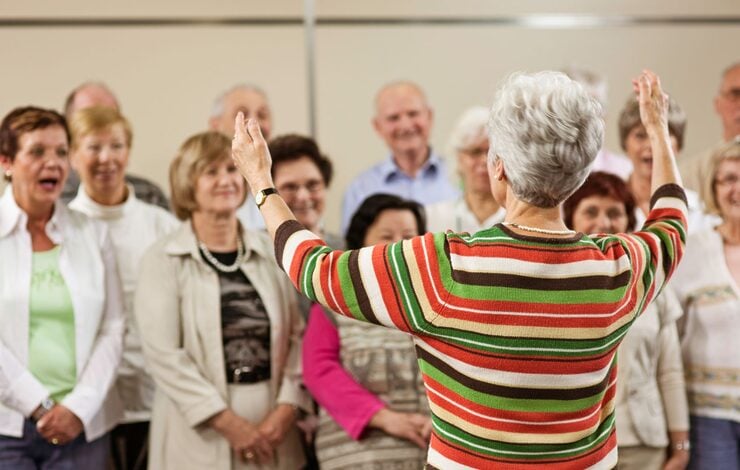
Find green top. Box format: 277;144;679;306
28;246;76;402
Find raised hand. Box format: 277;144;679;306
633;69;670;136
231;112;274;196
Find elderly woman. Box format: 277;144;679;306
232;70;688;468
618;95;717;232
425;107;505;233
0;106;124;466
303;194;432;469
669;142;740;469
134;131;310;470
269;133;342;317
67;106;178;470
564;172;690;470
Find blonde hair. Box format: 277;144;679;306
68;106;132;150
169;131;245;220
701;141;740;216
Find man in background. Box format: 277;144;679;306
341;81;458;234
680;62;740;193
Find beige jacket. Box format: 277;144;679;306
614;289;689;448
134;222;309;470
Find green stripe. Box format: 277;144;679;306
420;359;606;413
448;282;628;303
432;406;615;459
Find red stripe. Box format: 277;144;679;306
420;337;617;374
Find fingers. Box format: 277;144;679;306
234;112;251;144
252;437;274;465
403;427;428;449
246;118;266;147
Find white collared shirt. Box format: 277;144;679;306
425;197;506;234
0;187;124;440
69;185;178;423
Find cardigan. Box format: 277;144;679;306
669;228;740;424
274;183;688;469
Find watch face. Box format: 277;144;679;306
256;192;265;206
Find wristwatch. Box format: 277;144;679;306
31;397;55;422
673;439;691;452
255;187;279;209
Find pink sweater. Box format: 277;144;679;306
302;303;386;440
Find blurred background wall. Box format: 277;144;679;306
1;0;738;232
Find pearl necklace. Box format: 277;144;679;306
198;237;246;273
502;222;576;236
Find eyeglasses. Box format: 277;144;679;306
459;147;489;158
277;179;325;197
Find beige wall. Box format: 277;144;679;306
2;1;738;233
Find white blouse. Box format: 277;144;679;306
0;188;124;440
70;186;178;423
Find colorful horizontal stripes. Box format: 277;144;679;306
275;183;687;468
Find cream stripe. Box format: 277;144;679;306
432;405;615;456
427;302;638;340
357;246;396;328
449;254;631;277
416;337;614;388
426;382;606;425
426;448;476;470
431;400;600;444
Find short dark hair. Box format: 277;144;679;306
268;134;333;186
0;106;69;164
563;171;637;232
345;193;427;249
617;95;686;152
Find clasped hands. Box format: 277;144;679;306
210;405;297;464
35;404;83;446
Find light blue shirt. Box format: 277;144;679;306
341;151;459;234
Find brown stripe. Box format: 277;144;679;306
450;270;632;291
416;346;612;401
649;183;688;208
347;249;381;325
273;219;305;267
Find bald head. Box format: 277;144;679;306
372;81;433;159
715;62;740;141
64;82;119;120
209;84;272;138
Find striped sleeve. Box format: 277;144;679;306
605;183;688;313
274;220;450;334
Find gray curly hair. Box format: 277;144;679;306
488;71;604;208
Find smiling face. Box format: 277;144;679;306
363;208;420;246
193;157;246;216
72;124;129;203
273;156;326;232
624;124;680;180
373;84;433;158
2;126;69;213
457;135;491;195
571;195;629;234
713;158;740;221
715;65;740;141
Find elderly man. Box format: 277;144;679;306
61;82;169;209
340;81;458;234
209;84;273;230
680;62;740;193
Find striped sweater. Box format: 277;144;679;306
275;184;688;469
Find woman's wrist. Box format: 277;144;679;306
207;408;235;434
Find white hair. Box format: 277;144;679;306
488;71;604;208
447;106;490;157
210;83;267;119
